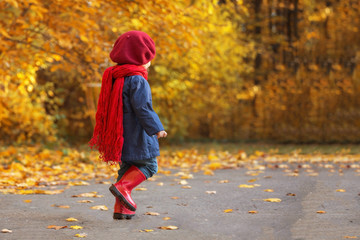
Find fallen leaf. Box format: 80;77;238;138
139;229;154;232
205;191;216;194
52;204;70;209
343;236;357;239
238;184;255;188
97;181;111;184
247;179;258;183
163;217;171;220
248;210;258;214
135;187;147;191
157;182;164;186
218;180;229;183
203;169;214;176
75;233;87;238
145;212;160;216
66;217;79;222
170;197;179;199
182;185;192;189
178;180;188;185
263;198;282;202
264;189;274;192
70;226;83;230
223;209;233;213
286;193;296;196
69;181;90;186
1;229;12;233
77;200;94;203
47;225;67;230
72;192;101;198
90;205;108;211
158;226;178;230
316;211;326;214
23;200;32;203
336;189;346;192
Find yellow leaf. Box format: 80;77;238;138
139;229;154;232
52;205;70;209
77;200;94;203
90;205;108;211
264;189;274;192
208;162;222;170
223;209;233;213
170;197;179;199
72;192;100;198
75;233;87;238
145;212;160;216
238;184;255;188
182;185;192;189
47;225;67;230
218;180;229;183
158;226;178;230
70;226;83;230
1;229;13;233
135;187;147;191
157;182;164;186
336;189;346;192
23;199;32;203
263;198;282;202
66;217;79;222
248;210;258;214
316;211;326;214
343;236;357;239
203;169;214;176
163;217;171;220
247;179;258;183
178;180;188;185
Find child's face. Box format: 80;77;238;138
143;61;151;69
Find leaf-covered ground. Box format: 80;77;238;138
1;143;359;195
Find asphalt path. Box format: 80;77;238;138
1;164;360;240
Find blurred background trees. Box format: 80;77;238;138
1;0;359;144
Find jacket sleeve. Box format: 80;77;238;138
130;76;164;136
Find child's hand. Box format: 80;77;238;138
156;130;167;139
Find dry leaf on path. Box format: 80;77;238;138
135;187;147;191
66;217;79;222
247;179;258;183
163;217;171;220
70;226;83;230
23;200;32;203
316;211;326;214
182;185;192;189
343;236;357;239
336;189;346;192
264;189;274;192
90;205;108;211
72;192;102;198
145;212;160;216
248;211;258;214
238;184;255;188
158;226;178;230
286;193;296;196
206;191;216;194
75;233;87;238
170;197;179;199
139;229;154;232
223;209;233;213
263;198;282;202
1;229;12;233
77;200;94;203
52;204;70;209
47;225;67;230
157;182;164;186
218;180;229;183
178;180;188;185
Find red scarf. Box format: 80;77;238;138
89;64;148;163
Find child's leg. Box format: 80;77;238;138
117;161;132;182
132;157;158;179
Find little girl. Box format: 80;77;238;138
89;30;167;220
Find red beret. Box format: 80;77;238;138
110;30;156;65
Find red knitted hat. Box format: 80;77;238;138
110;30;156;65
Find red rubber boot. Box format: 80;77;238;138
109;165;146;211
113;197;135;220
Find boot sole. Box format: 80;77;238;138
109;184;136;211
113;212;135;220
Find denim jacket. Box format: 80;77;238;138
121;75;164;161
